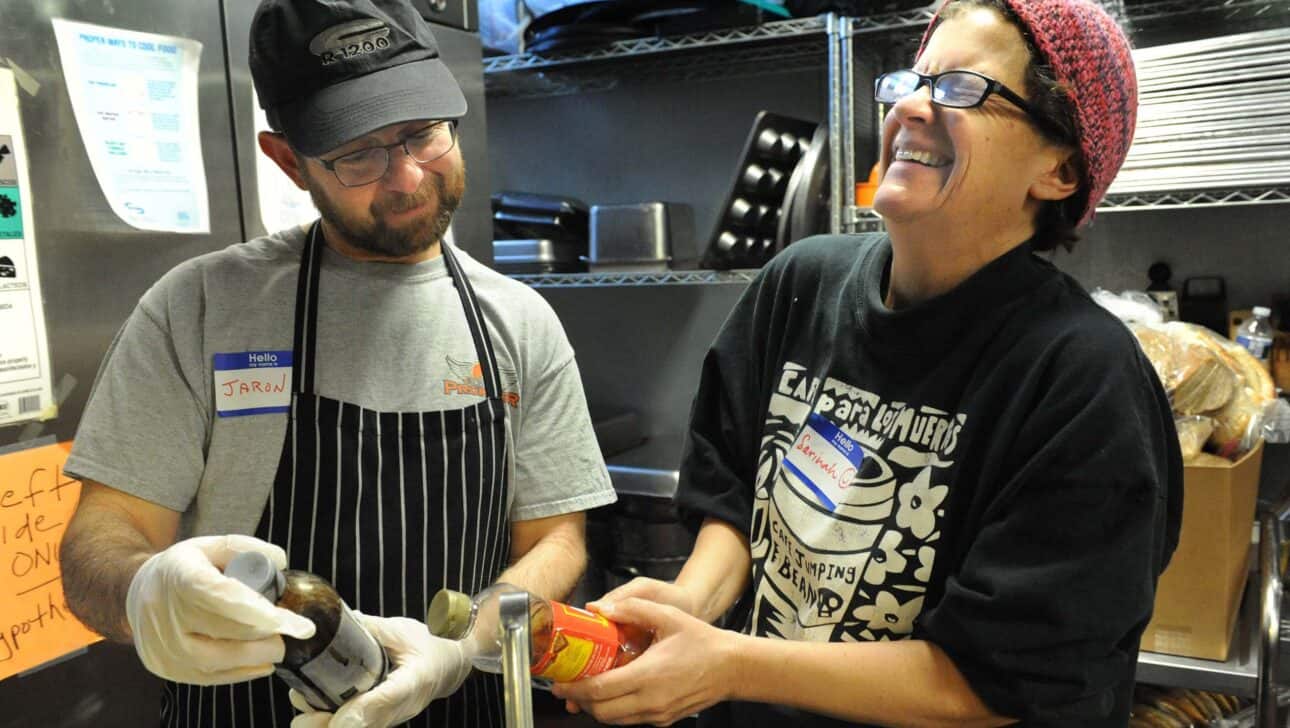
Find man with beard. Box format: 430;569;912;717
59;2;616;727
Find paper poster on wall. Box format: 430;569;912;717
0;69;56;428
252;89;319;234
0;440;101;681
51;18;208;234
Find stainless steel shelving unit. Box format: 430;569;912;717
483;0;1290;99
489;0;1290;283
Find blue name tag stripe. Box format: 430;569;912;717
217;405;290;418
213;350;293;370
783;459;837;511
806;412;865;467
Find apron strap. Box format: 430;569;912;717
441;243;503;401
291;222;324;395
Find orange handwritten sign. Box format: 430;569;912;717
0;441;101;681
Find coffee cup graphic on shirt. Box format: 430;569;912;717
748;366;958;643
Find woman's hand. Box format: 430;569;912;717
588;576;698;618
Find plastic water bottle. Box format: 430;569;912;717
1236;306;1275;371
1146;261;1178;321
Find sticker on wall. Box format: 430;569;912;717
0;72;56;427
0;137;21;240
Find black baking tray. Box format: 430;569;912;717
490;191;589;245
701;111;819;270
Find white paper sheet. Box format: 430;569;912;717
0;69;56;427
51;18;208;234
252;91;320;234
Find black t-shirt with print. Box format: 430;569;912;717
676;234;1183;727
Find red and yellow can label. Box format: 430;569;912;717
530;603;620;682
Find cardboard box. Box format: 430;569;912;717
1141;440;1263;661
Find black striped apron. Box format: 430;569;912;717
161;223;511;728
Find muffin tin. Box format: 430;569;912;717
701;111;820;270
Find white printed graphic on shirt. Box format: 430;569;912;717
748;361;966;643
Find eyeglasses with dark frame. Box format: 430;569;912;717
317;120;458;187
875;69;1066;139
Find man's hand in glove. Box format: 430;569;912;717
289;614;472;728
126;534;316;684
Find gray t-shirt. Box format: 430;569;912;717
66;225;615;538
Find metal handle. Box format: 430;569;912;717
498;591;535;728
515;1;532;55
1256;487;1290;728
1258;514;1281;727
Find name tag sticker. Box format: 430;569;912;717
782;412;865;512
213;351;292;417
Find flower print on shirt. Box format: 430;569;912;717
853;590;925;636
915;545;936;582
863;530;908;585
896;466;949;540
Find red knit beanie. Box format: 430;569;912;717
919;0;1138;227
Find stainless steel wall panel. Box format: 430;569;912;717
0;0;244;724
434;23;494;263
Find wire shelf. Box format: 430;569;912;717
508;187;1289;288
1099;186;1290;210
484;16;829;73
482;10;929;98
509;268;761;288
484;0;1290;98
484;39;831;99
848;188;1290;217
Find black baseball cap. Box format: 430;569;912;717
249;0;467;157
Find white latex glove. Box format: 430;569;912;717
288;613;472;728
126;534;316;685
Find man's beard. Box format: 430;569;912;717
308;165;466;258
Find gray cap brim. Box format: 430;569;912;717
275;57;467;157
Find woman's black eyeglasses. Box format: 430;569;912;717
875;69;1066;139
